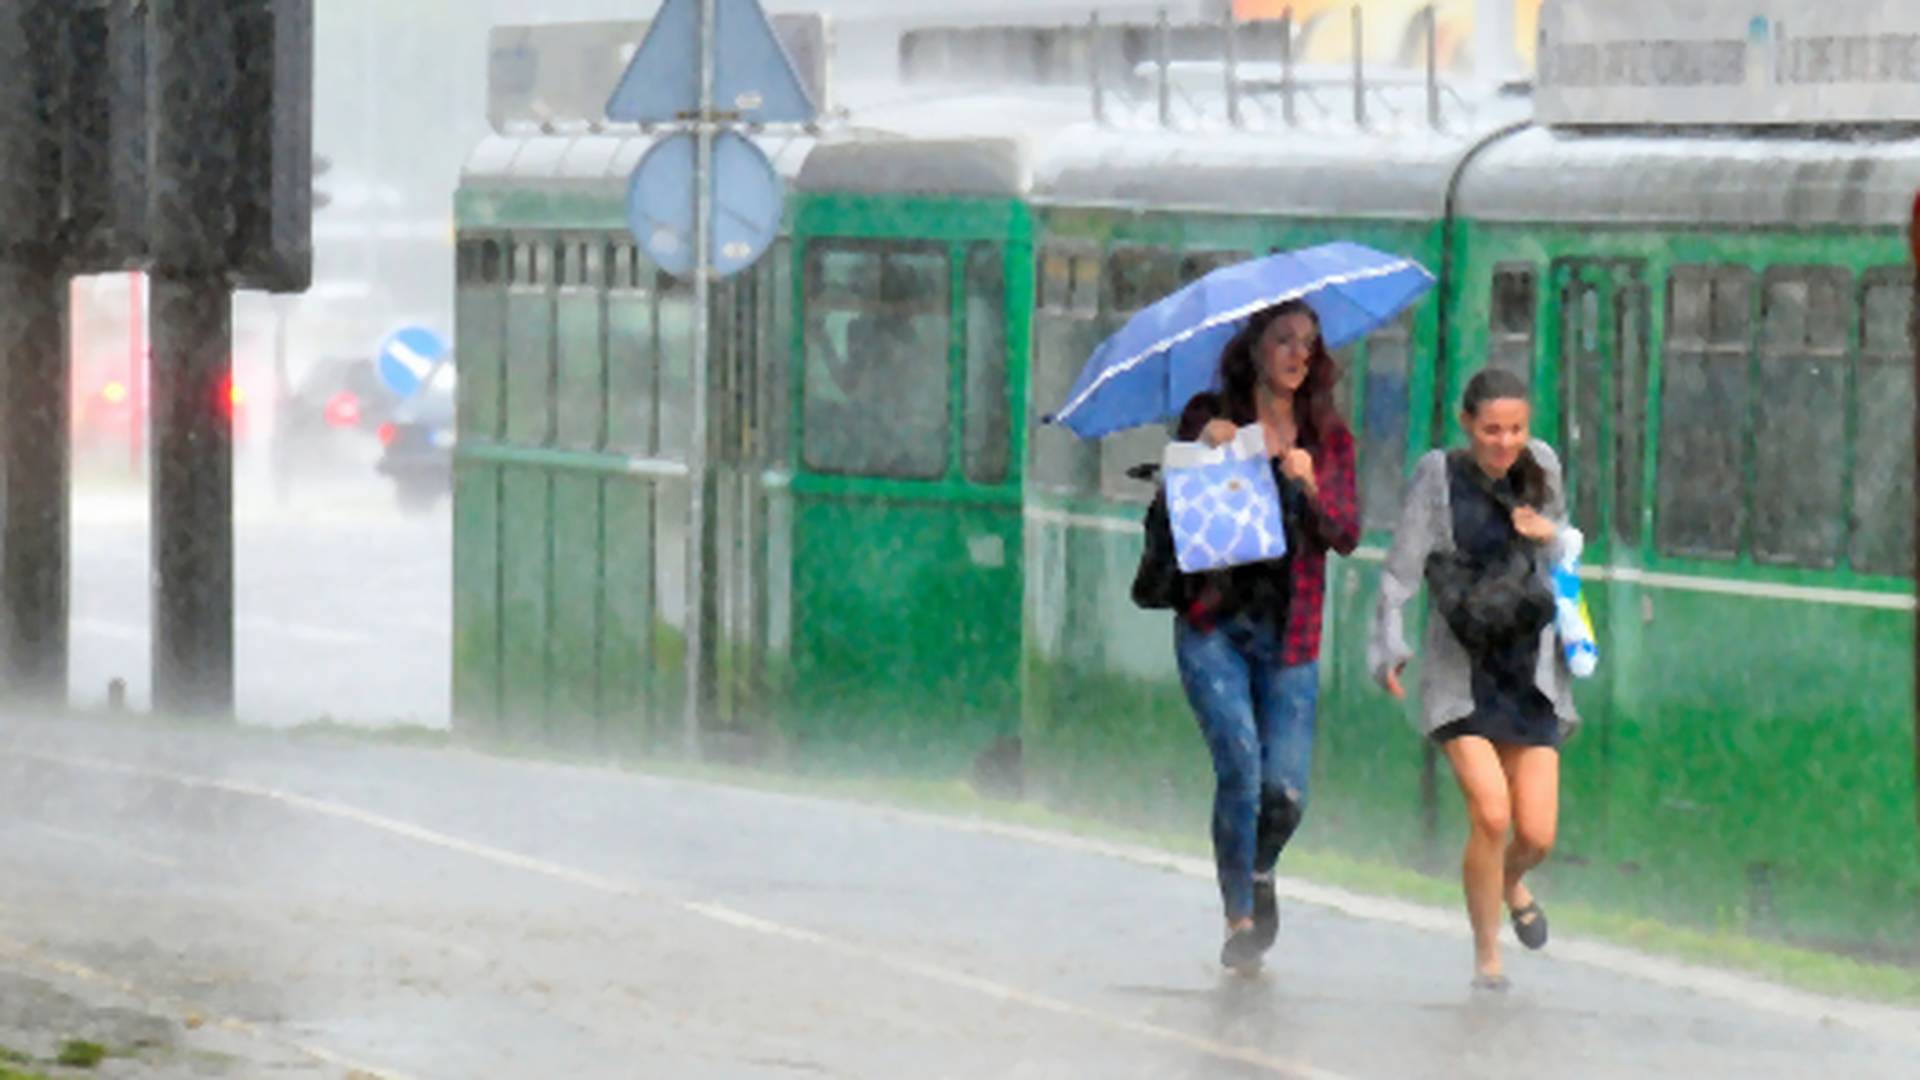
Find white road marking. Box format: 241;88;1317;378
12;748;1347;1080
851;809;1920;1050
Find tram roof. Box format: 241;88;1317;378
1029;124;1493;220
1455;125;1920;229
460;131;817;195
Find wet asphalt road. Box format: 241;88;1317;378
0;717;1915;1079
68;474;452;729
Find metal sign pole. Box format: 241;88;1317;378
683;0;716;757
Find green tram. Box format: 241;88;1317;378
450;108;1918;951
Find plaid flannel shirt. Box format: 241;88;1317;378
1280;424;1361;666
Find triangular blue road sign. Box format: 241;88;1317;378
606;0;817;125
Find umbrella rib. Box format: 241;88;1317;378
1049;259;1429;428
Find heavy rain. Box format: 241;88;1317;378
1;1;1917;1077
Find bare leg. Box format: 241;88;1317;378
1499;744;1560;914
1441;735;1511;979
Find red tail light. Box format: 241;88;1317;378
377;421;396;446
324;390;361;428
100;381;128;405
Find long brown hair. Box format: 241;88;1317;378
1215;299;1347;451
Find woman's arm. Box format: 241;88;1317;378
1368;451;1445;690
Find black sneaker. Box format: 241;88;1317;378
1251;875;1279;952
1220;925;1263;975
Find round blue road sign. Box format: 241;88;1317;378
627;130;783;280
376;326;450;398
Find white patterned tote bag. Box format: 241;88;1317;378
1161;424;1289;574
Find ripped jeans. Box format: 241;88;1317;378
1174;613;1319;923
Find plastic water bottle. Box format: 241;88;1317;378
1550;528;1599;679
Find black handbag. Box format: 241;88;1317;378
1423;454;1555;657
1131;471;1181;610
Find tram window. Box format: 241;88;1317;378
1360;314;1413;532
554;241;607;451
1852;273;1915;576
1753;270;1849;567
1040;251;1073;311
1107;248;1178;316
1613;286;1649;548
1656;267;1751;559
604;246;656;455
1178;250;1249;284
505;242;556;446
480;240;503;284
1709;268;1750;343
1667;274;1709;342
656;275;695;459
1489;266;1535;377
1561;280;1604;540
963;245;1010;485
1097;249;1179;498
801;241;950;480
1034;247;1101;494
1039;250;1101;315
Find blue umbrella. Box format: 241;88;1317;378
1045;241;1435;440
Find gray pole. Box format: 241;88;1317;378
1089;11;1103;126
148;0;238;718
1280;10;1295;128
1222;5;1240;129
683;0;716;756
1351;4;1366;130
1156;9;1171;129
0;0;69;706
1426;5;1441;131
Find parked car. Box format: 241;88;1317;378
375;360;455;513
268;355;400;497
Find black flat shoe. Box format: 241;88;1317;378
1221;926;1264;975
1510;901;1549;951
1251;876;1279;953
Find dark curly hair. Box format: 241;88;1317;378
1214;299;1347;453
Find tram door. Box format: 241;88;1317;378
1547;259;1649;772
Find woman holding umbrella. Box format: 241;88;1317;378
1047;242;1433;974
1172;299;1360;973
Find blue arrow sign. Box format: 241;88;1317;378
376;325;449;398
628;130;783;280
605;0;816;125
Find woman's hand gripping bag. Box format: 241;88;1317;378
1161;424;1289;574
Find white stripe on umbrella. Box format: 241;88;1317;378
1048;258;1429;430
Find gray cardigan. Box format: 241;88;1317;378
1366;441;1578;736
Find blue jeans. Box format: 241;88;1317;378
1174;613;1319;922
